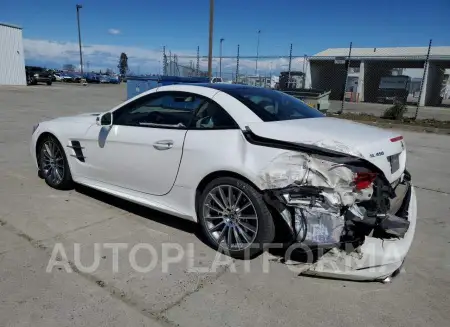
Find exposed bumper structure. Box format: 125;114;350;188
258;148;416;282
301;186;416;281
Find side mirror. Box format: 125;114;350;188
97;112;113;126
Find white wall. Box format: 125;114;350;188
0;24;26;85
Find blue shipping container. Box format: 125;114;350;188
126;75;210;100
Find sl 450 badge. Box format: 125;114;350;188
369;151;384;158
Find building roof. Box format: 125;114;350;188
194;83;261;90
312;46;450;60
0;22;23;29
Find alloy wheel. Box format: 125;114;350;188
41;139;65;185
202;185;259;251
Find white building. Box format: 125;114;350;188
0;22;26;85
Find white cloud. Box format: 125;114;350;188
24;39;168;73
108;29;121;35
23;38;308;76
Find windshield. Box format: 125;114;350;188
224;87;325;122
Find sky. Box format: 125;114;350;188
2;0;449;75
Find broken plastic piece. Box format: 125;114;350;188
378;214;410;238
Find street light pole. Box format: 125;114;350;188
219;38;224;78
76;4;84;78
207;0;214;80
255;30;261;77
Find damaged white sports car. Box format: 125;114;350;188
31;84;416;281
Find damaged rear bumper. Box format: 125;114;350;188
302;185;417;281
245;128;416;281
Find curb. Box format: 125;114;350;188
345;120;450;135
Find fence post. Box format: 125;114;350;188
235;44;240;84
415;39;432;120
339;41;352;114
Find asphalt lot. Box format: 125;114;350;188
0;83;449;327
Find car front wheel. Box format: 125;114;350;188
38;135;73;190
198;177;275;259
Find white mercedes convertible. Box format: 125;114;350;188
31;84;417;281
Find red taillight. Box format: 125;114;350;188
354;172;377;190
390;136;403;142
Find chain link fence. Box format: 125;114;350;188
163;41;449;119
309;40;450;119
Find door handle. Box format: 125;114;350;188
153;140;173;150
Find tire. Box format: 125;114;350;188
46;81;52;86
198;176;275;259
27;76;34;85
38;135;73;190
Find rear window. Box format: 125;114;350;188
223;87;324;122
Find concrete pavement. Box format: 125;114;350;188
0;83;449;327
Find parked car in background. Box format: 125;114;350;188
70;73;82;83
53;73;63;82
84;73;100;84
211;77;224;83
377;75;411;104
54;72;75;82
108;75;121;84
99;75;110;83
25;66;53;85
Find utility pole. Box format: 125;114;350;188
76;4;84;78
288;43;293;88
219;38;224;78
235;44;240;84
255;30;261;77
196;46;200;76
207;0;215;79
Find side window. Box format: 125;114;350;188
114;92;205;128
245;95;277;114
190;100;238;130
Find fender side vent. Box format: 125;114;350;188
68;140;85;162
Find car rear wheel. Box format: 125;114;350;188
198;177;275;259
46;81;52;86
27;76;35;85
38;135;73;190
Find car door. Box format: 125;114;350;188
81;91;205;195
